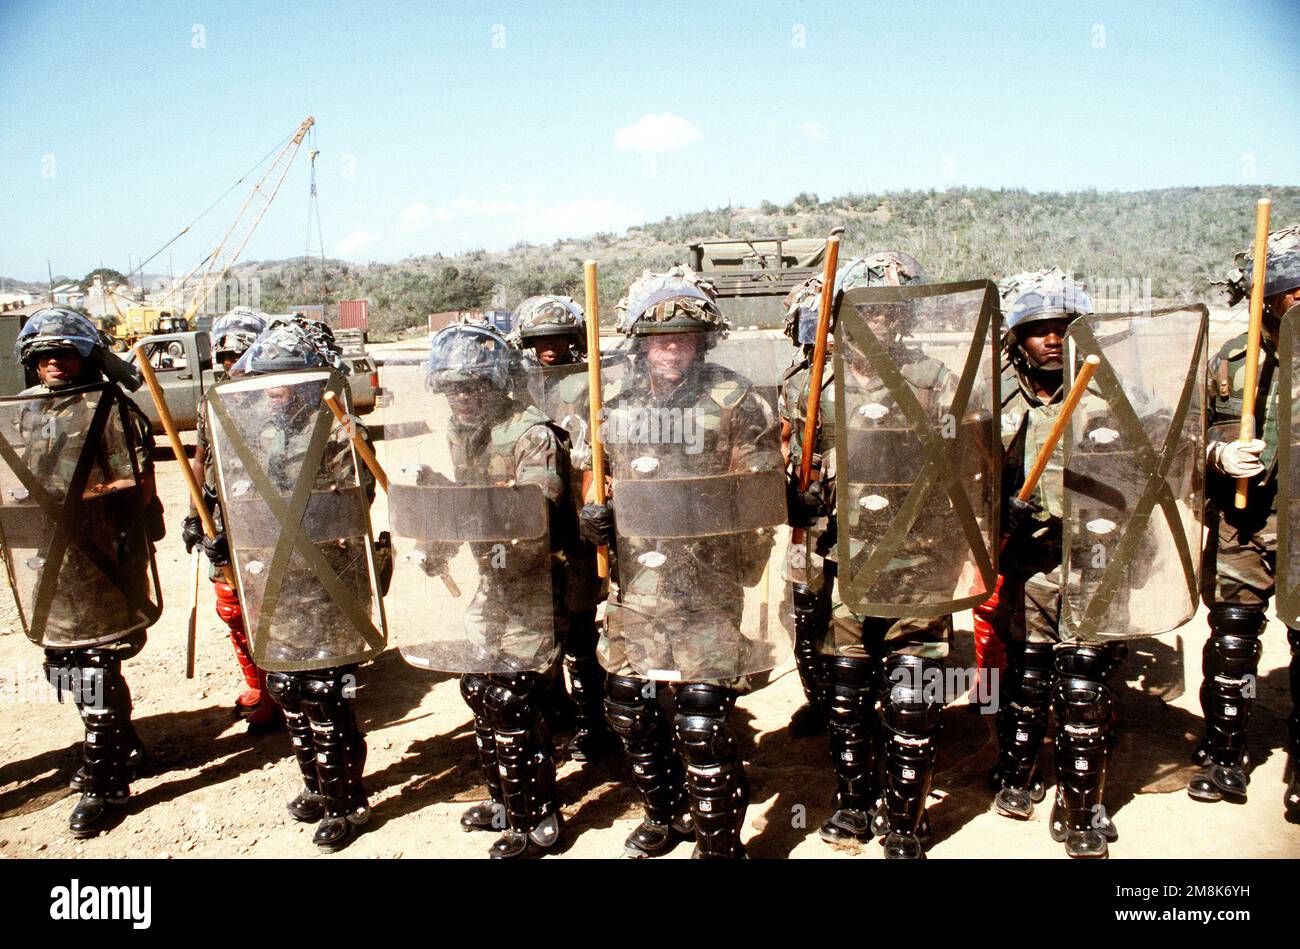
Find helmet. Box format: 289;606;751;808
231;326;328;376
15;307;102;365
211;308;268;361
1219;223;1300;306
1005;273;1093;332
426;323;514;392
265;315;345;372
782;251;928;346
836;251;926;293
508;296;586;347
616;266;726;337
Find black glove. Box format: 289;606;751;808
578;502;615;547
181;514;205;553
202;531;230;568
1005;496;1043;538
787;478;827;529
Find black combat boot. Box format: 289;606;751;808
1286;628;1299;821
302;669;370;853
57;651;133;839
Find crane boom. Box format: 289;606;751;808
176;116;315;323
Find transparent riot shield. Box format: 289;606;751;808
377;360;556;674
832;281;1000;617
0;383;161;647
599;334;789;681
1274;304;1299;627
1059;305;1208;642
206;369;387;672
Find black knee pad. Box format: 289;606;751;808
1054;644;1111;684
673;684;738;767
1202;629;1263;684
265;671;300;708
485;672;542;731
460;673;491;718
605;675;662;740
1209;604;1267;638
819;655;878;727
882;655;944;734
1054;674;1113;728
1013;642;1056;703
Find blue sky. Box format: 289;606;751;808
1;0;1297;282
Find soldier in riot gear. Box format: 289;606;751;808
2;307;163;837
180;308;280;729
989;273;1131;857
390;321;571;858
1193;224;1300;818
790;248;982;852
206;325;387;852
507;295;615;762
578;267;786;859
780;253;928;742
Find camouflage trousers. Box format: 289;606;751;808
994;537;1065;645
1200;503;1276;610
598;595;753;690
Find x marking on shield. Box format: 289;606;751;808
1279;304;1300;626
1063;312;1206;639
834;282;999;618
208;372;384;668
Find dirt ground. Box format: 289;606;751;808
0;327;1297;860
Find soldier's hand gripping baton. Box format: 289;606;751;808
794;228;844;544
132;344;236;586
584;259;611;579
1236;197;1272;509
322;390;461;598
1016;354;1102;503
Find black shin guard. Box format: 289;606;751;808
790;583;831;734
459;673;505;830
300;667;368;851
1052;646;1114;857
48;649;134;837
606;675;686;824
994;642;1055;815
816;654;881;814
673;683;748;859
1190;606;1263;803
881;655;943;858
483;672;559;855
564;610;612;759
266;672;324;822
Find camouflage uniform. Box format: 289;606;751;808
2;307;160;838
580;266;779;859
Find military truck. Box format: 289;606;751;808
686;236;828;328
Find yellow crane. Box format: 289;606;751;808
155;115;316;328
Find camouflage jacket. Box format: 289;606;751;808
1206;331;1280;510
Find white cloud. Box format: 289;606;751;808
336;229;382;257
519;198;644;241
799;121;828;141
613;112;702;154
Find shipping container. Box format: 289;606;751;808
339;299;370;330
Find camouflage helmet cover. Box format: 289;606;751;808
15;307;102;364
1218;223;1300;306
426;322;513;391
231;326;329;376
1005;271;1093;332
616;266;726;336
508;295;585;346
211;308;268;359
836;251;926;293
